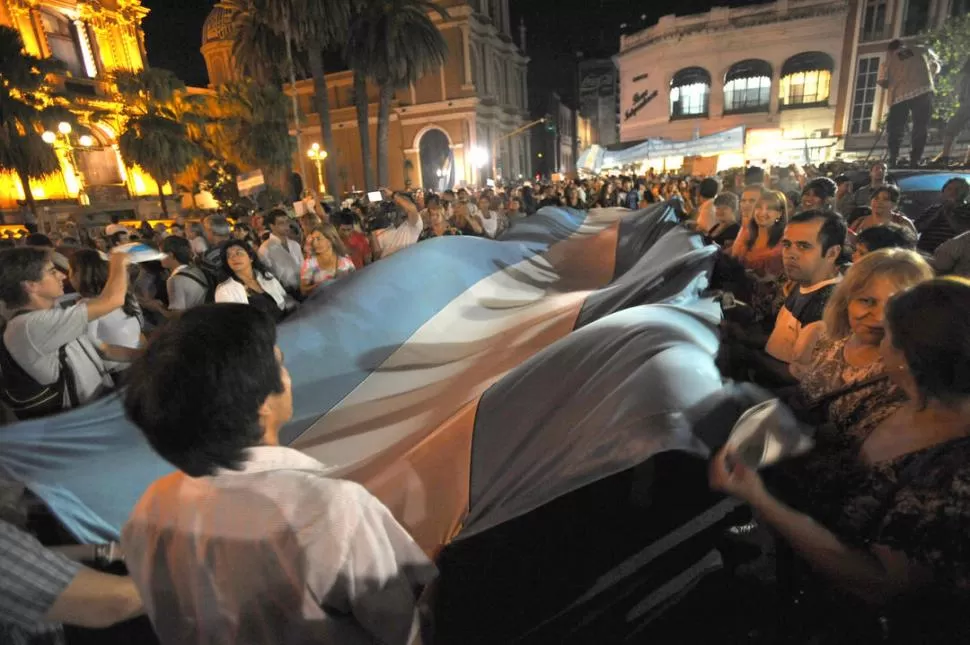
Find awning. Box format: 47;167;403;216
578;126;746;172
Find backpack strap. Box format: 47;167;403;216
58;344;79;409
175;269;210;291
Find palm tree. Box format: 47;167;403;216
219;0;356;195
346;0;448;187
115;69;202;215
216;81;296;189
0;27;65;219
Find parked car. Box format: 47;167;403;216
892;170;970;222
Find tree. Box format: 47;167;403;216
216;81;296;189
926;14;970;122
115;69;202;215
0;27;64;219
345;0;448;187
219;0;356;195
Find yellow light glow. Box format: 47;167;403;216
58;122;72;135
133;172;146;194
42;131;56;144
33;186;46;199
717;153;747;172
79;135;94;147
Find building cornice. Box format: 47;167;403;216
618;2;848;59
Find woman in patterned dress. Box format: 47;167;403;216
712;278;970;639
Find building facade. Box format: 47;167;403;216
577;58;619;146
613;0;849;170
1;0;172;224
203;0;531;194
530;92;577;178
835;0;969;159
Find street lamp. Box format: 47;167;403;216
470;146;489;168
307;142;328;194
42;121;91;207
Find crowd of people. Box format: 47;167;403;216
1;156;970;643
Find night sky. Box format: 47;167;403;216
142;0;766;100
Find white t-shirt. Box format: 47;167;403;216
375;216;423;258
474;210;500;238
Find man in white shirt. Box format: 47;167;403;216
373;193;424;259
122;305;434;645
258;209;304;291
0;247;133;419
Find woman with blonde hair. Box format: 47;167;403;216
792;248;934;445
300;225;355;296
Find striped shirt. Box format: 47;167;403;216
0;521;80;645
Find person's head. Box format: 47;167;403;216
782;209;847;285
477;196;492;213
170;223;185;238
110;213;121;225
161;235;193;270
852;223;917;262
124;304;291;476
870;161;888;184
823;249;933;346
299;213;322;235
882;278;970;408
713;192;739;225
186;222;204;241
265;209;290;238
233;222;253;241
334;210;358;241
800;177;837;212
0;247;64;309
942;177;970;207
747;189;788;250
221;239;268;281
835;174;854;198
699;177;719;201
870;184;901;219
739;185;762;226
203;214;231;244
153;223;167;235
457;188;469;202
25;233;53;248
745;166;765;187
508;197;522;213
305;225;348;259
69;248;140;318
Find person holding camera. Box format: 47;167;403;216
371;192;423;260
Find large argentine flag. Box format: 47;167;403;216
0;202;723;555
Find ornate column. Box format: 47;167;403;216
460;23;473;89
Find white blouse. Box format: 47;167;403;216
215;273;287;310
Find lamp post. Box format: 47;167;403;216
307;143;328;194
42;121;93;208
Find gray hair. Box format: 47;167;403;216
204;215;231;238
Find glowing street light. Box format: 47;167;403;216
306;142;328;194
41;122;91;206
57;121;72;135
470;146;489;168
41;131;56;144
79;135;94;148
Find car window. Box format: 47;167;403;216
896;174;970;193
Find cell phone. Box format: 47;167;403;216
367;191;383;204
486;179;495;187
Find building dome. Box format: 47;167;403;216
202;6;234;45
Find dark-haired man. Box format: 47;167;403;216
161;236;208;311
695;177;720;234
0;247;131;418
258;209;303;291
765;210;846;377
334;210;372;269
122;305;434;645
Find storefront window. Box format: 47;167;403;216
724;60;772;114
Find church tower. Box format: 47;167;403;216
200;6;238;87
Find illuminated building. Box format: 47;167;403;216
834;0;968;160
606;0;850;173
0;0;172;225
202;0;532;192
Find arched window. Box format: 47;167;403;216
669;67;710;119
723;59;772;114
779;52;833;109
